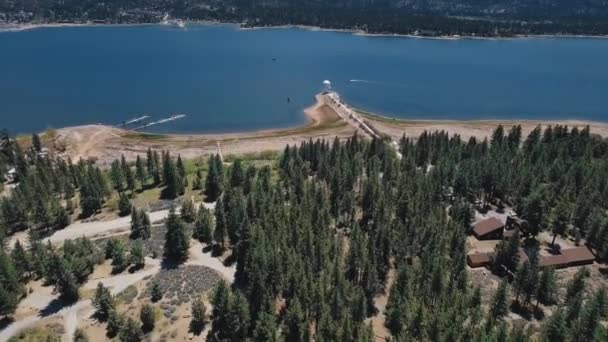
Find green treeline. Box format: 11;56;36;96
3;124;608;339
1;0;608;37
201;126;608;340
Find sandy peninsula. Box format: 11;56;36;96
51;93;608;165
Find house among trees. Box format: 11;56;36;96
506;215;529;234
540;246;595;269
472;217;505;240
467;252;492;268
468;246;594;269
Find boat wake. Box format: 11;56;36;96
349;79;421;89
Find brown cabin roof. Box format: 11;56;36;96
468;252;492;264
540;247;595;268
467;252;492;268
473;217;504;237
562;246;595;263
540;254;569;267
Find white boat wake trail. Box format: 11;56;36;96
349;79;415;88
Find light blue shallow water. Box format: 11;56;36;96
0;24;607;134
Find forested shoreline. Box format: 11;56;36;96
3;123;608;340
1;0;608;37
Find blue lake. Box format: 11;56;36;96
0;24;607;134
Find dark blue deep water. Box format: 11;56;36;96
1;24;607;134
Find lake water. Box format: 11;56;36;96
1;24;607;134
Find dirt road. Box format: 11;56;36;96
187;241;235;282
9;202;216;249
0;243;231;342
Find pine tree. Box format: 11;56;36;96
139;210;151;240
54;256;79;302
284;298;306;342
164;206;190;262
213;197;227;251
192;167;203;190
92;282;115;321
549;199;570;248
490;125;505;148
253;310;278;342
106;310;125;338
180;198;195;223
130;208;142;239
230;159;244;188
110;240;129;273
11;240;31;280
225;188;246;246
110;160;125;192
162;154;181;199
119;317;143;342
32;133;42;152
566;267;589;304
536;267;556;308
140;303;156;333
0;251;22;317
54;203;70;228
190;296;208;334
491;231;520;275
520;186;544;236
177;155;186;180
151;282;162;302
135;155;146;189
542;308;567;341
121;155;135;192
208;280;231;341
522;249;540;306
130;241;145;270
489;279;509;324
230;291;251;340
146;148;154;176
205;156;223;202
118;192;132;217
194;204;214;243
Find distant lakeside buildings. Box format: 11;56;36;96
468;215;595;270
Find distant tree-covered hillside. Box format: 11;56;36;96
1;0;608;36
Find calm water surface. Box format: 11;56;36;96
0;24;607;134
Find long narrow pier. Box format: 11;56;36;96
115;115;150;127
324;92;402;159
129;114;186;131
325;92;380;140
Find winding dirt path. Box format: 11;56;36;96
187;241;235;282
0;258;161;342
9;202;216;248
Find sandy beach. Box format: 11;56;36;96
48;93;608;166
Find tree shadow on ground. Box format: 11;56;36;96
510;301;533;320
0;317;15;330
160;257;182;270
223;253;236;267
40;297;77;317
189;321;207;336
202;244;213;254
211;245;226;257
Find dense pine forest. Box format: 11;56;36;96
1;0;608;36
2;124;608;340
